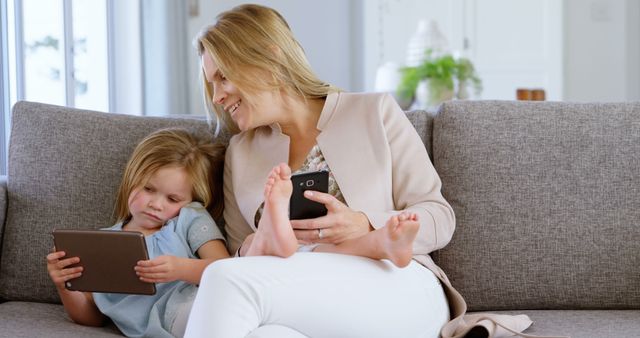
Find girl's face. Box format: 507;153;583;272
126;166;193;233
202;52;283;132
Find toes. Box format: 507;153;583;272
397;212;418;222
387;215;400;228
278;163;291;179
269;163;291;182
268;170;278;182
264;177;275;196
398;212;409;222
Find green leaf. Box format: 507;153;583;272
396;52;483;102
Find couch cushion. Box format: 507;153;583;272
0;301;122;337
432;100;640;311
405;110;434;161
0;101;225;303
487;310;640;338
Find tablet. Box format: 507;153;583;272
52;229;156;295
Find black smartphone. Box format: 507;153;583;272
289;171;329;220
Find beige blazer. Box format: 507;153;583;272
222;92;544;338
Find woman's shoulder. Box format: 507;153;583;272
330;91;389;108
335;91;388;100
332;92;397;114
323;92;399;125
226;127;264;150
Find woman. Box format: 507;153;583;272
186;4;530;338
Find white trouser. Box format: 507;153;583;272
184;252;449;338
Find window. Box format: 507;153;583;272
22;0;67;106
0;0;117;174
1;0;9;175
71;0;109;110
21;0;109;109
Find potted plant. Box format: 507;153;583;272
397;51;482;108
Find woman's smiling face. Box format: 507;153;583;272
202;52;283;132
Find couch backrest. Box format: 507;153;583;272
431;100;640;311
405;110;435;161
0;101;227;303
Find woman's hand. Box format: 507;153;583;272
290;190;373;244
135;255;185;283
46;249;83;289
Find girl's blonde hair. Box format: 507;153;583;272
194;3;339;134
114;128;225;224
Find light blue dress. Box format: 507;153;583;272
93;202;224;338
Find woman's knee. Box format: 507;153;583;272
202;258;240;284
201;257;270;288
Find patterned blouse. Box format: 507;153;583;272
254;144;346;226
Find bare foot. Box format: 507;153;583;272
245;163;298;257
380;212;419;267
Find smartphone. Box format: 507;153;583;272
289;171;329;220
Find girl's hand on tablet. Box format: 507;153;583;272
46;249;83;289
135;255;184;283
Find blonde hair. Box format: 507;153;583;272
114;128;225;224
194;3;339;134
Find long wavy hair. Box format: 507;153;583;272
194;3;339;134
113;128;225;224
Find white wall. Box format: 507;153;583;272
464;0;563;101
365;0;637;102
563;0;639;102
186;0;354;115
362;0;563;101
361;0;465;92
176;0;639;115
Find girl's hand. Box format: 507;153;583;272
290;190;372;244
135;255;185;283
46;249;83;289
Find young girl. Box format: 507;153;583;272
46;128;229;338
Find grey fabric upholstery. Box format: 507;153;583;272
1;100;638;337
0;302;122;337
0;101;220;303
486;310;640;337
431;100;640;311
405;110;435;161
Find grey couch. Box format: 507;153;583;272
0;100;638;337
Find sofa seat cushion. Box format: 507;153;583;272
484;309;640;338
0;301;122;337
